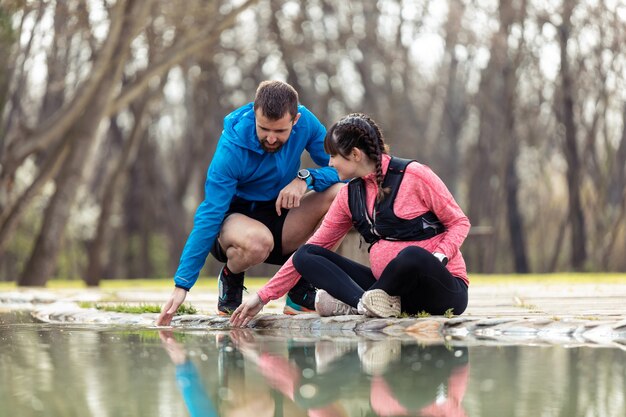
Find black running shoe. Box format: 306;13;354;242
217;266;246;316
284;278;316;314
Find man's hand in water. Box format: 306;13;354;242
156;287;188;326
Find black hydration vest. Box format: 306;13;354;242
348;157;445;250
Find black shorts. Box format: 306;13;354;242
210;196;293;265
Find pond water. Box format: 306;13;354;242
1;312;625;417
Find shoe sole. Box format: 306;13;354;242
361;289;401;318
217;309;233;316
283;305;315;315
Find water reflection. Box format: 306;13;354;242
232;331;469;417
1;313;626;417
159;328;469;417
160;330;218;417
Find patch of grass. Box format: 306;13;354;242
77;302;197;315
402;310;452;318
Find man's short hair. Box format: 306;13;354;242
253;80;299;120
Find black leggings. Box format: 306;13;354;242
292;244;468;315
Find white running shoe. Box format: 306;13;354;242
357;299;375;317
361;289;401;318
315;289;358;316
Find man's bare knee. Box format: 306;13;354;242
227;231;274;267
245;233;274;264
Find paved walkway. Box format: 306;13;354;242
2;282;626;347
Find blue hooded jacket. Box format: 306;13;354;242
174;103;339;289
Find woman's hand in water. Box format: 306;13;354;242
230;293;265;327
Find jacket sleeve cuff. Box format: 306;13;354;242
257;290;270;305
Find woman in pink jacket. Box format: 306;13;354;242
231;114;470;326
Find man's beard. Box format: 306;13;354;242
260;139;284;153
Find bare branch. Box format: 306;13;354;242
6;0;130;166
107;0;260;116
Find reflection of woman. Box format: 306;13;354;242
370;345;470;417
231;113;469;326
231;330;357;417
159;331;218;417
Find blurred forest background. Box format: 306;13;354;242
0;0;625;286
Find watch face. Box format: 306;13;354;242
298;169;310;179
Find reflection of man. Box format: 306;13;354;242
157;80;341;325
159;331;218;417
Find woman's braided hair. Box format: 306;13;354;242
325;113;390;202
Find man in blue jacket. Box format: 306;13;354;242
157;80;341;324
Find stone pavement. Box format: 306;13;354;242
2;281;626;348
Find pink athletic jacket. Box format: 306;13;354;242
257;154;470;304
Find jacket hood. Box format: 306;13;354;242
221;103;265;153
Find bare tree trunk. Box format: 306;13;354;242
0;3;44;210
18;127;98;286
558;0;587;270
601;104;626;267
438;0;467;196
124;138;159;278
465;0;530;273
467;48;506;272
18;1;145;286
38;0;68;122
0;4;20;142
84;97;149;286
500;0;529;272
548;216;568;272
602;188;626;269
607;103;626;207
505;147;529;272
0;142;70;257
